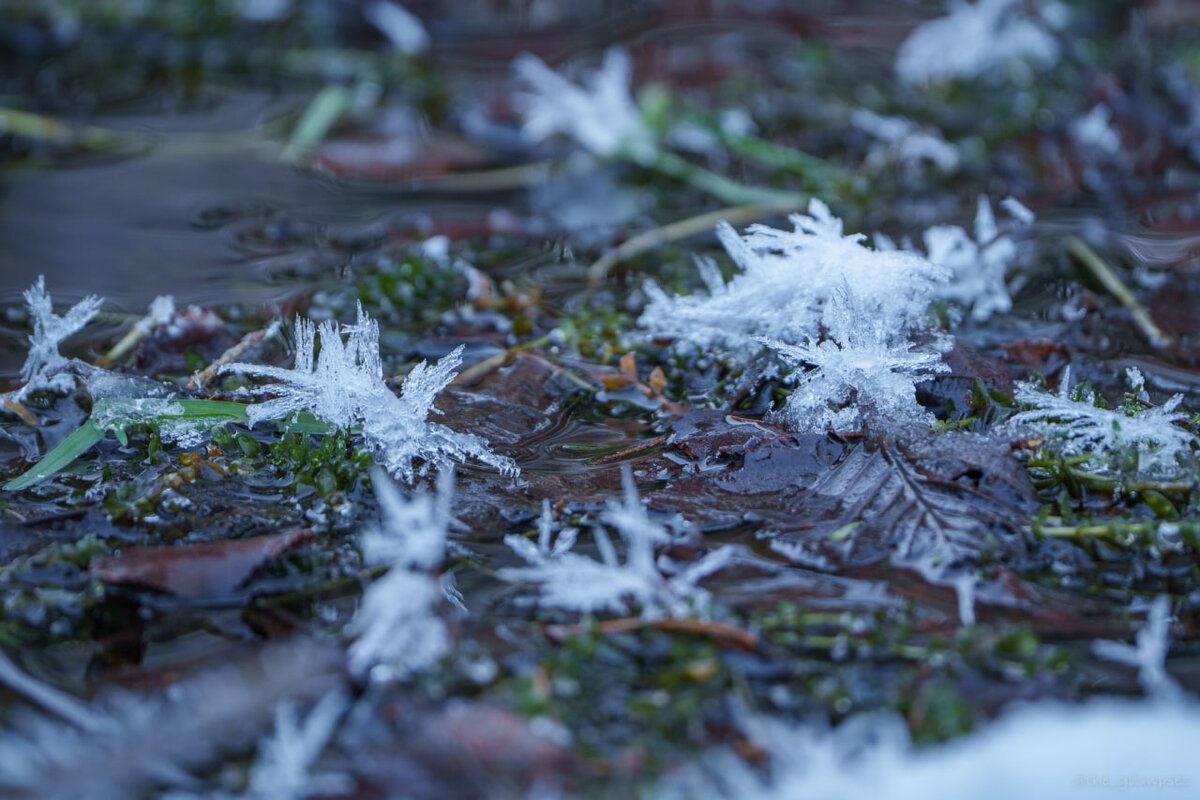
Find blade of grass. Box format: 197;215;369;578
1067;236;1171;349
3;421;105;492
4;399;339;492
282;84;355;165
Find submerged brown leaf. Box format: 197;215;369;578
90;529;314;599
653;417;1036;580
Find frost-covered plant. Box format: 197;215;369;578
222;304;516;483
11;275;102;399
513;47;656;163
1007;367;1196;480
346;468;454;680
501;467;732;618
896;0;1063;85
641;199;951;432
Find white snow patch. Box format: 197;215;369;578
663;700;1200;799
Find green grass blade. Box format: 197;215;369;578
3;399;338;492
3;421;106;492
278;412;335;434
162;399;250;422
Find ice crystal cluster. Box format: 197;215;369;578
501;468;732;618
513;47;656;163
346;469;453;680
640;199;951;433
882;195;1033;322
222;304;516;483
14;276;102;399
1007;367;1197;480
896;0;1063;85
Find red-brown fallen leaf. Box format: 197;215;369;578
90;529;314;599
1003;338;1071;376
313;136;488;183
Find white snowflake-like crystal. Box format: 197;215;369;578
15;276;103;398
243;692;351;800
0;642;341;800
500;467;731;618
513;47;656;163
760;303;949;433
640;199;951;432
641;199;947;358
919;196;1031;322
221;304;516;483
851;109;960;176
346;468;454;680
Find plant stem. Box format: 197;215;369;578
1067;236;1171;349
588;196;804;284
647;149;807;207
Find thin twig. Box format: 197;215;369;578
450;335;551;386
189;321;282;390
1067;236;1171;349
587;197;804;285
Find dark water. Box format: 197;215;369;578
0;89;498;312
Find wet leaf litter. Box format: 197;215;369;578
1;1;1200;798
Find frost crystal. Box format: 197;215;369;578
362;1;429;55
760;292;950;433
16;276;103;398
133;295;177;337
1093;597;1181;702
222;304;516;483
1007;367;1196;479
640;199;951;432
917;196;1031;321
851;109;960;176
501;467;728;618
1070;103;1122;157
513;47;656;163
243;692;351;800
346;469;454;680
896;0;1062;85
